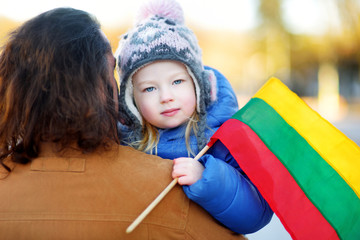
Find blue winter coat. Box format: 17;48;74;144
120;66;273;234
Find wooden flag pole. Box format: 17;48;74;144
126;144;211;234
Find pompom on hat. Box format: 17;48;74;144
115;0;217;149
135;0;185;25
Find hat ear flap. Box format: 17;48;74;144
118;101;133;126
204;69;217;102
118;74;143;128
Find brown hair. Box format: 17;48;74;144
0;8;119;170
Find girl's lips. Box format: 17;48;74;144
161;108;179;117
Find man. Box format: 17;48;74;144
0;7;246;239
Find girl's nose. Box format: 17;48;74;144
160;89;174;103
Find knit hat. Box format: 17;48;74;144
115;0;217;150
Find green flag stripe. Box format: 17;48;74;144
233;98;360;240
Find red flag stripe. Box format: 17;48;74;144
210;119;339;240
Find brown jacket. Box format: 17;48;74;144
0;143;247;240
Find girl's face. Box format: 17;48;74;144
132;60;196;129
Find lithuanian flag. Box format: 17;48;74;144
208;78;360;240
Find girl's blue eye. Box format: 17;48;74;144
144;87;155;92
173;79;182;85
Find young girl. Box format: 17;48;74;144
115;0;273;234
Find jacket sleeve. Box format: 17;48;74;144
182;141;273;234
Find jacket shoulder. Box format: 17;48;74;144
186;201;248;239
112;146;246;239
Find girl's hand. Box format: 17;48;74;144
172;157;204;185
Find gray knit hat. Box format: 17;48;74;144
115;0;217;149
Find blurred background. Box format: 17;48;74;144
1;0;359;239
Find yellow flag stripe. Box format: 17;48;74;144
254;77;360;198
